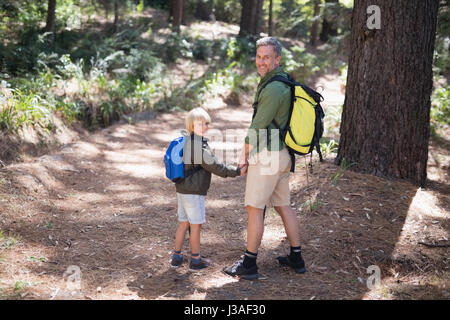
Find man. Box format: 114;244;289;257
223;37;306;280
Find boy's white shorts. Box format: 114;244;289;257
177;193;206;224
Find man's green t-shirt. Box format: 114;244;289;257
245;66;291;155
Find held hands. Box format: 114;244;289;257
238;162;249;177
238;144;250;177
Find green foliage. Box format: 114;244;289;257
226;36;256;65
0;230;18;250
324;104;342;138
320;138;338;158
137;0;145;13
431;86;450;125
301;199;323;212
434;38;450;76
0;0;351;134
281;45;325;83
276;0;312;38
331;158;357;186
154;61;258;112
0;81;55;134
192;39;214;61
144;0;169;10
433;1;449;76
159;33;194;63
214;0;242;24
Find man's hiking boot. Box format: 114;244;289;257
189;258;210;272
223;256;259;280
170;254;184;268
277;255;306;274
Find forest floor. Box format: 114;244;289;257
0;73;448;300
0;16;449;300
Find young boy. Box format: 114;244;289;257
171;107;242;271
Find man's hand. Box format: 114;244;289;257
238;163;248;176
238;143;250;168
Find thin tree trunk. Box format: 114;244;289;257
336;0;440;187
254;0;264;35
45;0;56;45
239;0;263;37
181;0;187;25
171;0;183;31
310;0;321;46
113;0;119;33
239;0;251;36
268;0;273;36
320;0;338;42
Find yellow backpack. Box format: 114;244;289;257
254;74;325;171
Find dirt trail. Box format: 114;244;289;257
1;77;449;300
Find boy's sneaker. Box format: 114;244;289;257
277;255;306;274
223;256;259;280
170;254;184;268
189;258;210;272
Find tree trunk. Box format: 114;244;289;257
181;0;187;25
195;0;214;21
239;0;264;37
255;0;263;35
113;0;119;33
268;0;273;36
336;0;440;187
170;0;184;31
44;0;56;32
310;0;321;46
239;0;251;36
320;0;338;42
44;0;56;45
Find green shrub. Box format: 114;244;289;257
226;36;256;65
282;45;323;83
158;33;193;63
431;86;450;125
192;39;214;61
0;84;55;133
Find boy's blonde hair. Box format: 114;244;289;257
185;107;211;133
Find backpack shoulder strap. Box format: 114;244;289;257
252;74;294;120
255;74;297;173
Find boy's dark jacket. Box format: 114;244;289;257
175;133;240;195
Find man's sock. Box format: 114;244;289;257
243;250;257;268
191;253;201;264
173;250;183;258
289;246;302;262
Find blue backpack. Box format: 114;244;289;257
164;136;201;182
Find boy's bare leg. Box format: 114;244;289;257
274;205;300;247
174;221;190;252
246;206;265;253
189;224;202;256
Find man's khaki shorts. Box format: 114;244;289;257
244;148;292;209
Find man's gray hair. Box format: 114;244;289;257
256;37;283;57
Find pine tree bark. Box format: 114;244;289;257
195;0;214;21
268;0;273;36
255;0;263;35
44;0;56;32
310;0;321;46
170;0;184;31
320;0;338;42
336;0;440;187
239;0;264;37
113;0;119;33
44;0;56;46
